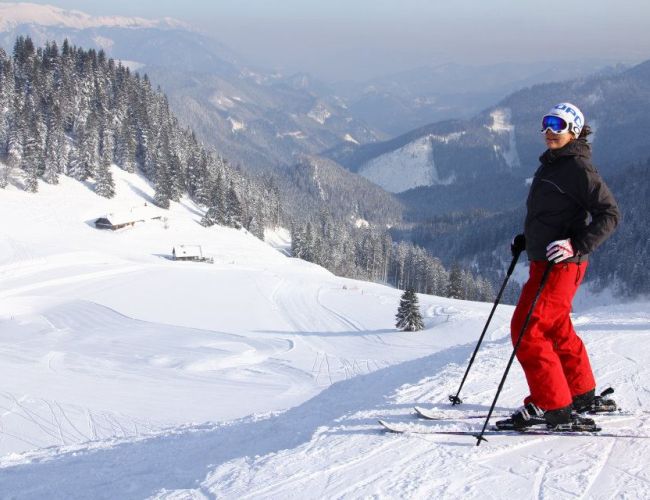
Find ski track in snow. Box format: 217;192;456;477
2;312;649;499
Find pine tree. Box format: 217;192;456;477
116;117;137;173
395;289;424;332
22;114;44;192
200;171;227;227
291;223;305;258
42;106;65;184
448;263;464;299
247;203;266;240
95;130;115;198
69;116;99;181
153;155;172;209
225;181;243;228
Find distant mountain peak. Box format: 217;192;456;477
0;2;190;31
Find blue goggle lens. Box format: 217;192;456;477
541;115;568;133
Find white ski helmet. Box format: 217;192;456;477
541;102;585;137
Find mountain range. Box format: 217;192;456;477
327;60;650;216
0;3;622;177
2;3;649;298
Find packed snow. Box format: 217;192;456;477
1;167;649;499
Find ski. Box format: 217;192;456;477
414;406;505;420
414;406;634;421
378;420;649;439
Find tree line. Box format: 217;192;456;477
291;212;495;301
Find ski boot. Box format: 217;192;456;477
573;387;617;414
495;403;546;430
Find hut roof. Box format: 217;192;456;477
173;245;203;258
101;204;164;226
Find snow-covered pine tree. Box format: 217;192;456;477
225;180;243;229
95;130;115;198
395;289;424;332
153;153;172;209
247;203;266;240
115;117;137;173
42;106;65;184
0;48;14;160
290;224;304;258
200;171;227;227
186;145;208;204
4;106;23;187
22;113;44;193
69;115;99;181
448;263;464;299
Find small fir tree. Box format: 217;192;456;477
395;289;424;332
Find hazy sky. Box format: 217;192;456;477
4;0;650;81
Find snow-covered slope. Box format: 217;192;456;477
1;170;649;498
354;108;521;194
485;108;521;169
358;134;459;193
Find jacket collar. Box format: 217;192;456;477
539;138;591;165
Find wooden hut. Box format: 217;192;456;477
172;245;213;263
94;205;163;230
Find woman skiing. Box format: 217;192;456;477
498;102;620;430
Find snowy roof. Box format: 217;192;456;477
102;204;164;226
173;245;203;258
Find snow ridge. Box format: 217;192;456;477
0;3;188;31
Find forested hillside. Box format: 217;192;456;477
0;36;495;302
0;36;280;238
399;161;650;298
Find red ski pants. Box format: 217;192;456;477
511;260;595;411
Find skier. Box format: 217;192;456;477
498;102;620;430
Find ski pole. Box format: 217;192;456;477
448;250;522;405
475;261;553;446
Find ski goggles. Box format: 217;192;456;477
541;115;570;134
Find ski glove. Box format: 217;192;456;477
546;238;574;263
511;234;526;257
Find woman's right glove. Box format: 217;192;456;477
511;234;526;257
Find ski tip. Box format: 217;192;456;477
378;420;399;433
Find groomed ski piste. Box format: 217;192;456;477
1;166;649;499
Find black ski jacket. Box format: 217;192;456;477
524;139;620;262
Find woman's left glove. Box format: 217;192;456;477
546;239;574;263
